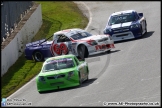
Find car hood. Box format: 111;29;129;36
26;39;53;47
38;67;76;76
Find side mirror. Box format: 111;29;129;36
138;13;143;17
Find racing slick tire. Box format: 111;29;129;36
33;51;44;62
106;49;111;53
145;21;147;34
85;75;89;81
77;45;88;61
139;26;143;38
79;72;82;85
38;91;43;94
86;67;89;81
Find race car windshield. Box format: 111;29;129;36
42;58;75;72
108;13;136;25
70;32;92;40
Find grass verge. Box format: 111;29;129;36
1;1;88;98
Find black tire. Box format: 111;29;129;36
106;49;111;53
77;45;88;60
79;72;82;85
85;74;89;82
141;26;143;35
38;91;43;94
145;21;147;34
85;67;89;82
139;25;143;38
33;51;44;62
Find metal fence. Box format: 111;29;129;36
1;1;34;44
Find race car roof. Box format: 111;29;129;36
111;10;136;16
53;28;86;38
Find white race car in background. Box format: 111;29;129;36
25;28;115;61
50;28;115;60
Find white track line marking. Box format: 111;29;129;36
80;2;92;31
141;76;160;81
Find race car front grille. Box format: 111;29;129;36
50;82;64;86
113;28;130;33
112;26;130;33
47;74;65;80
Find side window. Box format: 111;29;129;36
57;35;64;43
64;37;71;42
57;35;70;43
74;57;79;66
134;12;140;20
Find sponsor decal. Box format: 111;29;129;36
95;44;115;50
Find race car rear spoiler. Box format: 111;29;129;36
26;39;46;47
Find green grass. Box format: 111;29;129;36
1;1;88;98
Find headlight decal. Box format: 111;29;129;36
87;40;98;46
106;29;111;33
38;76;46;83
130;24;140;29
67;71;75;80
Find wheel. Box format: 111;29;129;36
140;26;143;35
106;49;111;53
38;91;44;94
33;51;44;62
145;21;147;34
38;91;43;94
77;45;88;60
85;74;89;82
139;26;143;38
85;67;89;81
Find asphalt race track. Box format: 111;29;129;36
7;1;160;106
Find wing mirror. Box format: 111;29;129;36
138;13;143;17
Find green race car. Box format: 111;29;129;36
36;54;89;93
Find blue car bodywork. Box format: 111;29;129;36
25;39;53;61
103;10;147;42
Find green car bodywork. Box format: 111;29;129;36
36;54;89;93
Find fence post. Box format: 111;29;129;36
1;1;34;45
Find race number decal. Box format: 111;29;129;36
50;41;55;56
60;43;68;54
52;43;68;55
53;44;60;55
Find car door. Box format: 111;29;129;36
51;34;72;56
74;57;85;80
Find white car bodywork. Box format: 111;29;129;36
50;28;115;58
